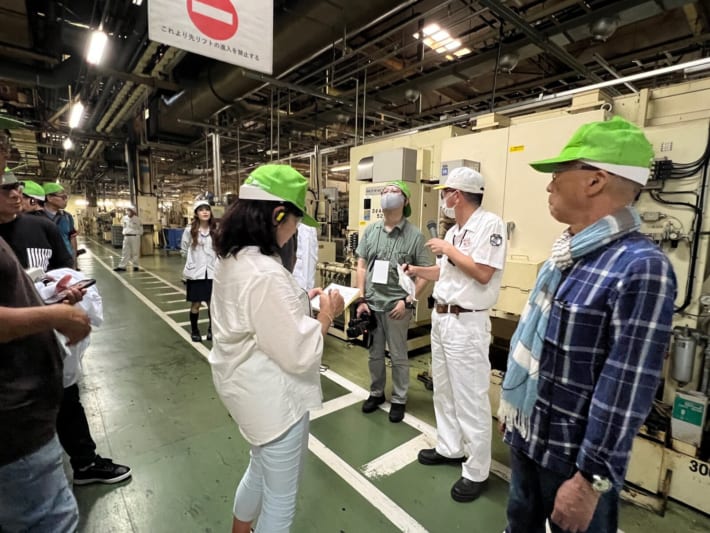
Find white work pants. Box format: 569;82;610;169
118;235;140;268
431;309;492;482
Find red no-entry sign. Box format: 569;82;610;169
187;0;239;40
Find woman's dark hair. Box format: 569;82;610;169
214;199;303;258
189;206;216;248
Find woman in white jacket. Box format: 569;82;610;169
181;200;217;341
210;165;344;533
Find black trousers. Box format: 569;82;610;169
56;384;97;470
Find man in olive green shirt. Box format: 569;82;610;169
355;181;433;422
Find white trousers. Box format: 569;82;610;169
431;310;492;482
233;414;309;533
118;235;140;268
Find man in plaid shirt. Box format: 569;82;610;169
501;117;676;533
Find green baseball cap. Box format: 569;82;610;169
43;182;65;195
21;179;46;201
0;115;25;130
240;164;318;227
385;180;412;217
529;116;654;185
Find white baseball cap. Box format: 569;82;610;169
193;199;211;212
434;167;485;194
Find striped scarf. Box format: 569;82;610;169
498;206;641;439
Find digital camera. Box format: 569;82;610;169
346;312;376;338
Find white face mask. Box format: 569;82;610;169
441;205;455;219
441;191;456;219
381;192;405;210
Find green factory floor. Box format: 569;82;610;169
70;238;710;533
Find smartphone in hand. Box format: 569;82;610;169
44;279;96;304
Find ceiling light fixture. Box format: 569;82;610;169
87;30;108;65
63;138;73;150
413;24;471;60
68;102;85;129
132;0;144;5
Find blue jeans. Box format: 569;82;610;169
233;414;310;533
505;447;618;533
0;435;79;533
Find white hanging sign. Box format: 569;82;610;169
148;0;273;74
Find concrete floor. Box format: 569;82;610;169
71;239;710;532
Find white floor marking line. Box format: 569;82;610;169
176;318;209;326
308;435;427;533
141;280;165;284
87;249;210;360
143;285;171;290
362;434;435;479
165;299;188;304
87;238;188;293
157;291;184;296
310;392;362;420
165;309;190;315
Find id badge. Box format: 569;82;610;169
372;259;389;284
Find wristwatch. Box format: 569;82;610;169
579;470;613;493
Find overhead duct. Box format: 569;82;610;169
158;0;415;137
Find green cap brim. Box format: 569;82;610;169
301;213;319;228
529;155;575;173
0;116;26;129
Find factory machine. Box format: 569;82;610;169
316;78;710;515
436;81;710;516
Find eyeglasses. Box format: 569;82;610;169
551;163;600;181
440;188;457;200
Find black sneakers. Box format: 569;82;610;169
451;477;488;502
113;267;126;272
361;395;385;413
73;456;132;485
417;448;466;465
191;330;202;342
389;403;405;423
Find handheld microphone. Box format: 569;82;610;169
426;220;441;258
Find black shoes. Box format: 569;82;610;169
361;395;385;413
133;267;141;272
417;448;466;466
73;456;132;485
191;330;202;342
389;403;405;423
451;477;487;502
113;267;126;272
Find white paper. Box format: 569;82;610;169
397;264;417;300
310;283;361;312
372;259;389;284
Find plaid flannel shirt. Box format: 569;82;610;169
505;233;676;487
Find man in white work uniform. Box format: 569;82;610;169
114;205;142;272
403;167;506;502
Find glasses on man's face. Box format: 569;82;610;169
440;188;456;200
551;163;600;182
49;193;68;200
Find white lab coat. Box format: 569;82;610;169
180;227;217;280
209;247;323;446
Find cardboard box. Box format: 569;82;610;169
671;391;708;447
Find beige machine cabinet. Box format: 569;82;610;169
356;182;438;325
494;257;545;316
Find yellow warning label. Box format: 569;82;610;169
509;145;525;152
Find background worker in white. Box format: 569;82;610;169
292;222;318;291
403;167;506;502
114;205;142;271
181;200;217;342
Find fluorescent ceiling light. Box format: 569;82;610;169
68;102;84;129
432;30;449;41
684;62;710;75
63;138;73;150
87;30;108;65
423;24;440;36
445;40;461;51
132;0;144;5
454;47;472;57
